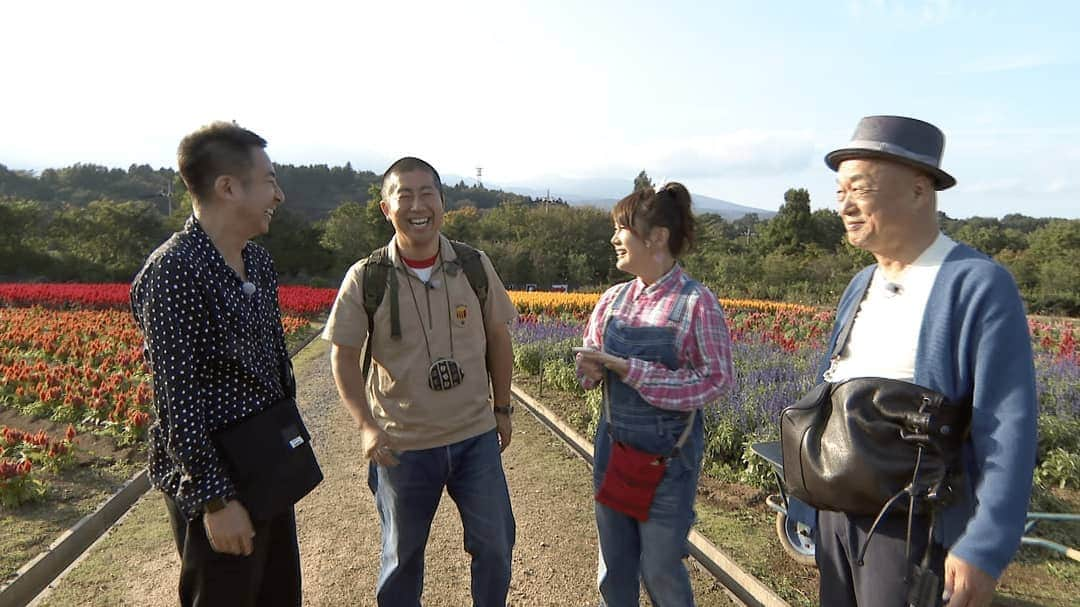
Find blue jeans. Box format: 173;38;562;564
593;416;704;607
367;429;515;607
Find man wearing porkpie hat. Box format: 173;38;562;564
813;116;1037;606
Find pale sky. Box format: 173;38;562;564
2;0;1078;218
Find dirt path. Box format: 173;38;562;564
37;339;735;606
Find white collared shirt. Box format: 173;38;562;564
827;232;958;383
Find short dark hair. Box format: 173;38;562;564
177;122;267;201
612;182;696;257
381;156;443;201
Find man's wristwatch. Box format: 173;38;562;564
202;496;230;513
493;403;514;416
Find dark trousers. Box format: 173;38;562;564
164;494;302;607
816;509;945;607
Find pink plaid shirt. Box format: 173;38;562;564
579;265;734;411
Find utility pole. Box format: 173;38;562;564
161;179;173;215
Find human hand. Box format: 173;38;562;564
575;349;605;382
575;348;630;379
495;413;512;452
203;500;255;556
361;421;399;467
943;553;997;607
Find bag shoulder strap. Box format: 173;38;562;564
360;246;398;379
359;241;489;379
827;277;873;363
449;240;489;328
601;381;697;459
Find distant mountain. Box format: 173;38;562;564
689;194;777;220
445;174;776;221
555;194;775;221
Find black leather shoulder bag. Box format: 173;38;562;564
781;377;970;517
780;282;971;517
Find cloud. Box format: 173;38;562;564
963;177;1076;197
945;54;1062;75
599;130;817;181
654;133;816;178
848;0;955;26
963;178;1024;194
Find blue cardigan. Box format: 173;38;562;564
820;243;1038;579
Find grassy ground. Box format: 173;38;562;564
34;490;176;607
285;320;324;355
516;373;1080;607
0;452;142;584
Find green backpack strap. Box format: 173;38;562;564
449;240;489;328
360;246;399;379
360;240;489;379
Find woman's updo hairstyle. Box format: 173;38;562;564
611;181;696;257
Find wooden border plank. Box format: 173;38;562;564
511;384;790;607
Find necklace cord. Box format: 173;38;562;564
401;247;456;363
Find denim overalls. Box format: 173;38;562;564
593;280;706;607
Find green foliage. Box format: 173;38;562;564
704;413;747;477
755;188;816;255
562;384;602;439
443;180;536;210
465;203;615;287
739;436;778;490
514;342;546;375
542;358;584;394
633;170;653;192
1031;416;1080;491
953;220;1027;256
0;471;46;510
810;208;845;250
583;389;602;439
319;197;394;274
1035;448;1080;489
2;163;1078;316
256;207;335;278
1038;415;1080;459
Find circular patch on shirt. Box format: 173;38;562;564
454;304;469;328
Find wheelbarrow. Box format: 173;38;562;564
750;440;1080;566
750;440;818;567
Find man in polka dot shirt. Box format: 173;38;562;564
131;122;300;606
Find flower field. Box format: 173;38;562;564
509;292;1080;490
1;283;1077;601
4;282;1077;495
0;284;323;510
505;291;1080;605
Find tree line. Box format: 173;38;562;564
1;163;1076;316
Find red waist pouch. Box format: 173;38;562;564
595;440;668;521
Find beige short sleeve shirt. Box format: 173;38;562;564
323;235;517;450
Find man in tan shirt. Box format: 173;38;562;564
324;156;517;607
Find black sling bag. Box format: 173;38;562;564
212;358;324;521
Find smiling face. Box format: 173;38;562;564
835;158;933;259
233;148;284;238
380;168;444;258
610;221;656;278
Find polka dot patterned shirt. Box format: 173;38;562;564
130;216;288;520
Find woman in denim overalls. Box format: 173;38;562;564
577;183;735;607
